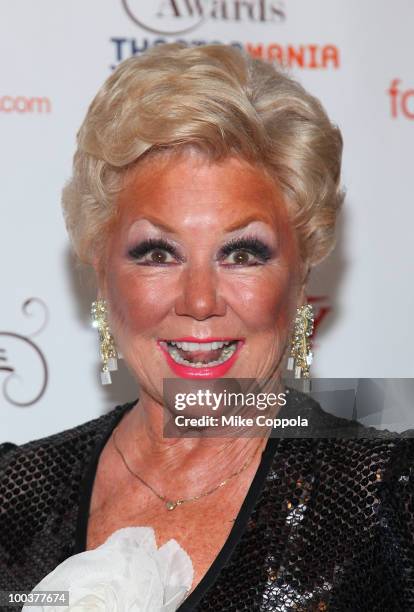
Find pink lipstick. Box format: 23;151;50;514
158;337;244;378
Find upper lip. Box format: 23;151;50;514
159;337;242;343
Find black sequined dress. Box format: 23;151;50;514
1;390;413;611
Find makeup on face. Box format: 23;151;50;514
126;222;277;269
102;154;302;385
158;336;245;378
118;216;282;377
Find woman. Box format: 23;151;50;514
1;43;413;611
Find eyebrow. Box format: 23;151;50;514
134;214;272;234
224;215;272;232
132;216;177;234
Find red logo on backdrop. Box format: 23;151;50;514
388;79;414;119
246;42;339;69
0;96;51;114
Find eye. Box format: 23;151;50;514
218;237;273;267
140;249;176;265
128;238;182;266
224;250;262;266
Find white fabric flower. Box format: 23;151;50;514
23;526;193;612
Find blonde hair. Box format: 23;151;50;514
62;43;344;266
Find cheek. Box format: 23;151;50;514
225;265;299;333
105;264;175;335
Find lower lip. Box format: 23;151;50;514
158;341;244;378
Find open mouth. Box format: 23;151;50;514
159;339;240;368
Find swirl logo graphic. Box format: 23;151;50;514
0;298;49;407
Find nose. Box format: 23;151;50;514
174;264;226;320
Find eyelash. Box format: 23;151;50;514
127;236;273;266
128;238;182;263
218;236;273;265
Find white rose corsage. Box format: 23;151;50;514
23;526;194;612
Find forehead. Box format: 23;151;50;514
116;152;290;231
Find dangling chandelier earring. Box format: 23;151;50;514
287;304;314;392
91;299;119;385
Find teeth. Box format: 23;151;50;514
169;340;231;352
164;341;238;368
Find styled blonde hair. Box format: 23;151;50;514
62;43;344;266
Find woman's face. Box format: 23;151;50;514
98;151;304;403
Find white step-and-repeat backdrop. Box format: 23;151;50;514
1;0;413;443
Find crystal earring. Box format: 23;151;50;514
287;304;314;392
91;299;119;385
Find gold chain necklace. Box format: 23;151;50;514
112;427;263;511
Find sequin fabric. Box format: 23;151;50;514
1;393;413;611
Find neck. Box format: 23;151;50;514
114;389;274;497
116;378;284;496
